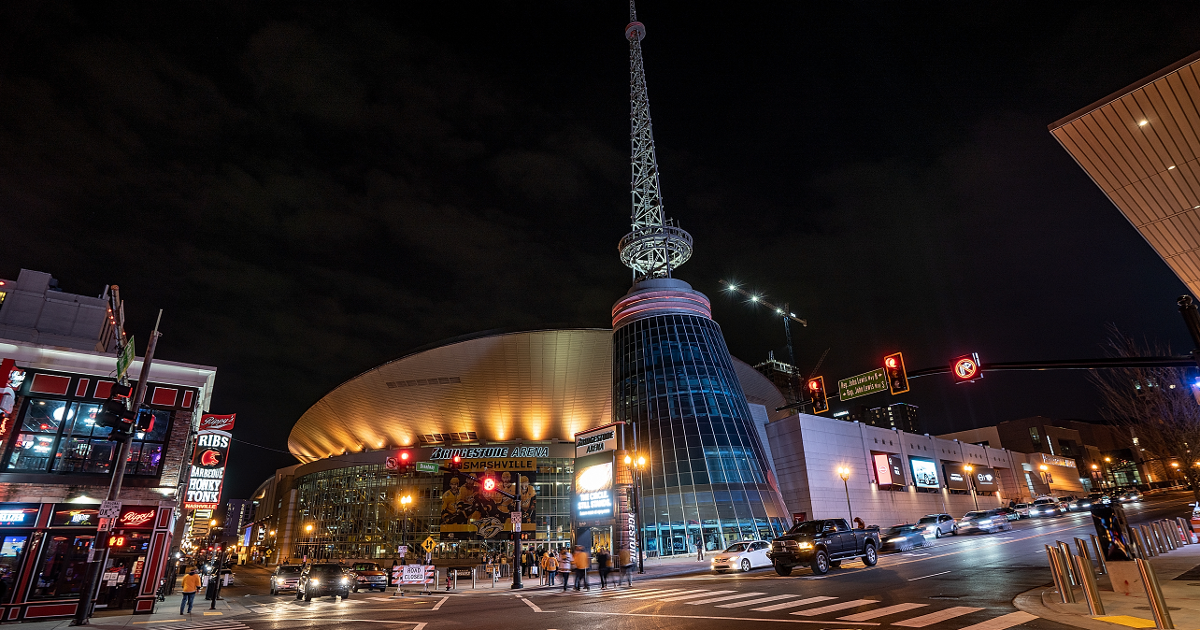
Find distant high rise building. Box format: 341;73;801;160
611;1;790;555
753;351;801;404
848;403;920;434
224;499;255;538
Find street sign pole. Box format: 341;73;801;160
72;311;162;626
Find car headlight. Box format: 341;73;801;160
887;537;904;543
341;577;349;584
797;542;813;549
309;578;318;584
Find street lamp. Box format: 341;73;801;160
837;467;853;525
399;494;412;564
624;453;647;574
963;465;979;510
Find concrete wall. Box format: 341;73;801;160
766;413;1037;526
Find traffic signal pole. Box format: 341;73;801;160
71;312;162;626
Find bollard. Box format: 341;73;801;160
1152;523;1168;553
1045;545;1069;604
1073;553;1105;616
1075;537;1097;576
1089;534;1108;575
1057;541;1079;586
1137;526;1156;557
472;567;476;589
1177;518;1192;544
1160;522;1176;551
1135;558;1174;629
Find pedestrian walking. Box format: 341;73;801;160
596;548;611;589
695;537;705;561
618;547;634;586
179;568;200;614
572;545;590;591
558;549;572;591
542;551;558;586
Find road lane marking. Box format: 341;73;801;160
688;592;766;605
609;588;690;599
752;596;836;612
431;596;449;611
632;589;707;599
956;611;1038;630
907;571;951;581
133;620;184;624
1092;615;1157;628
659;590;734;602
517;595;548;613
717;594;798;608
791;600;879;616
892;606;984;627
838;603;928;621
568;610;879;625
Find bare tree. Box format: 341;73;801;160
1087;326;1200;504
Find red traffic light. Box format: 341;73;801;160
952;353;982;383
883;352;909;395
452;455;461;464
483;477;496;491
885;356;898;369
807;376;829;414
400;451;410;461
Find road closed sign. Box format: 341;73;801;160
392;564;433;585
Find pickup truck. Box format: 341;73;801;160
349;562;389;592
767;518;880;575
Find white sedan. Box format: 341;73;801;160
710;540;772;573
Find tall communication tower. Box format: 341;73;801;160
618;0;693;282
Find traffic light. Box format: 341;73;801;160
95;383;134;429
951;353;982;384
807;376;829;414
884;352;909;395
481;472;497;493
134;408;155;433
448;455;462;470
397;450;414;473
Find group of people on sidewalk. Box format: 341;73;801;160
538;546;634;591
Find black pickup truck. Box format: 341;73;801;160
767;518;881;575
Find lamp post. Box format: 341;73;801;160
1104;457;1113;488
399;495;412;564
304;524;314;563
1090;464;1101;491
963;465;979;511
837;467;853;525
624;454;647;574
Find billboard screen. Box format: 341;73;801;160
910;457;939;489
184;414;235;510
872;453;906;486
944;463;970;490
972;466;998;491
439;458;538;540
574;460;615;526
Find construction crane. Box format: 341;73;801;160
719;280;807;402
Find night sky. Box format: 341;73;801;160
3;2;1200;499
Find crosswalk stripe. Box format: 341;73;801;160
839;603;928;621
751;595;836;612
791;599;879;616
633;589;707;600
658;590;733;602
955;611;1038;630
608;588;689;599
716;594;797;608
893;606;984;627
687;592;766;605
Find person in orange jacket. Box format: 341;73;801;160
571;546;590;591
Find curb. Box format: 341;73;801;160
1012;584;1122;630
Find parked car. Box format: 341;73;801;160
296;563;352;601
1011;503;1031;519
767;518;880;576
271;565;303;595
1029;498;1062;517
880;525;928;552
349;562;389;592
958;509;1012;534
1119;490;1143;503
710;540;772;573
916;514;957;538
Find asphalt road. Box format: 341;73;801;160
152;490;1198;630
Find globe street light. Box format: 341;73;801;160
624;453;647;574
963;465;979;511
837;467;853;525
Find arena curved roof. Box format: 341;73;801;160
288;328;787;462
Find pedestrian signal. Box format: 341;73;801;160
807;376;829;414
884;352;909;395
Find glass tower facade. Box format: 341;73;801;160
613;279;789;557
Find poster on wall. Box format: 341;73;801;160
910;457;940;489
944;463;970;490
972;466;998;491
872;453;906;486
184;414;235;510
439;458;537;540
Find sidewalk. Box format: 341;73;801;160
1015;539;1200;630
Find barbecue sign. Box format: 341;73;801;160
184;414;236;510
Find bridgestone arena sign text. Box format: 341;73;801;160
185;413;235;510
429;446;548;460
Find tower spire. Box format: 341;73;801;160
619;1;693;282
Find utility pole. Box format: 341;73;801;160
72;310;163;626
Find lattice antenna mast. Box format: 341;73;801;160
619;0;693;282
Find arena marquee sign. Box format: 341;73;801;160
429;446;548;460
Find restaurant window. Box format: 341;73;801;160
6;399;171;476
31;532;94;599
0;535;28;603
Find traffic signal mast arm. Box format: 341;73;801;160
906;355;1197;379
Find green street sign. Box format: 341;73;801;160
415;462;440;474
116;337;135;381
838;368;888;401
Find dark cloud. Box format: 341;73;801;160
2;1;1199;496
